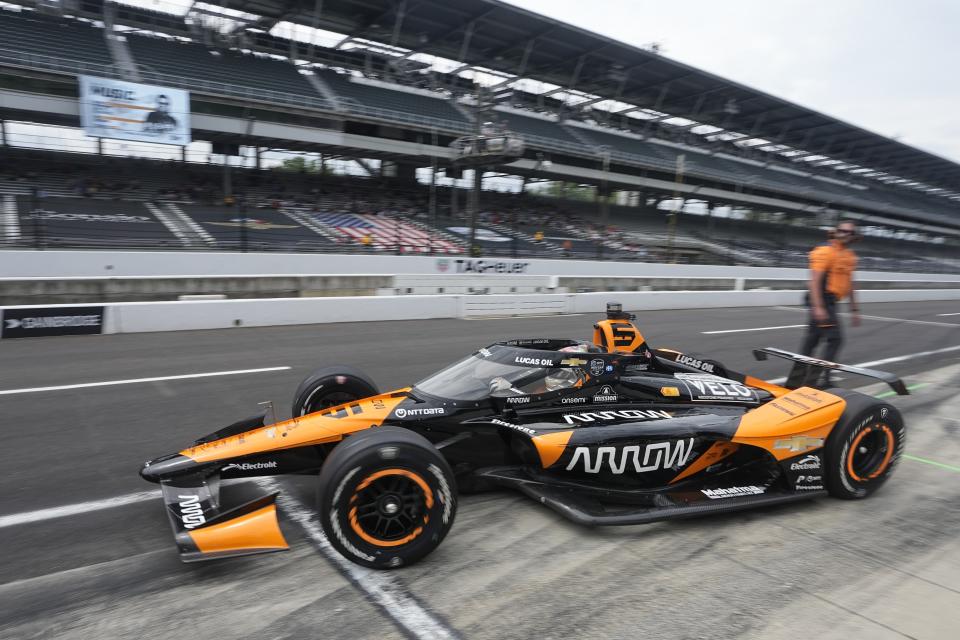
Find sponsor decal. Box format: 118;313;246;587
796;474;822;484
222;461;278;472
769;402;796;417
372;399;386;410
675;354;716;373
436;258;451;273
177;495;206;529
515;356;554;367
566;438;694;474
605;365;614;372
563;409;672;425
589;359;605;376
790;455;822;471
789;354;840;369
676;373;754;401
880;407;888;419
561;396;588;404
478;347;493;358
207;218;298;230
701;485;765;499
593;385;618;403
446;226;512;243
1;306;105;339
660;386;680;397
395;407;445;418
27;211;155;224
560;357;587;366
491;418;536;435
774;435;824;453
794;390;825;405
452;259;530;274
506;396;531;404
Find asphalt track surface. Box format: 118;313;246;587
1;300;959;639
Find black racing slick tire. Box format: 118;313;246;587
824;391;905;500
292;366;378;417
317;427;457;569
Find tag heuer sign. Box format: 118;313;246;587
1;306;105;338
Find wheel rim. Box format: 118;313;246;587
306;390;357;414
348;469;433;547
847;424;895;481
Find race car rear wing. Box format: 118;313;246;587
752;347;909;395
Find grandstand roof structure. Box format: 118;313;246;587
212;0;960;194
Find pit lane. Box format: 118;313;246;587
1;300;958;639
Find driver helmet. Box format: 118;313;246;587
559;343;592;353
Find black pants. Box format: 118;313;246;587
800;293;842;362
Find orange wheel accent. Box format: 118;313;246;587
355;468;434;509
847;424;896;482
348;468;433;547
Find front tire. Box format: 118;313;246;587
317;426;457;569
824;391;905;499
292;366;378;417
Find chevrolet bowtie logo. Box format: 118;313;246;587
774;435;824;452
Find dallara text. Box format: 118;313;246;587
141;303;908;569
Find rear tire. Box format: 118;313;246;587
292;366;378;417
824;391;905;499
317;426;457;569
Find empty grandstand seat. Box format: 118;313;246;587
495;111;583;147
316;71;468;127
0;9;114;68
126;35;321;101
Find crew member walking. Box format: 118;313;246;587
800;220;860;363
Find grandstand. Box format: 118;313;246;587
0;0;957;270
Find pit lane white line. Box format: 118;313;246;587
702;324;806;334
772;306;960;328
0;490;159;530
0;366;292;396
766;343;960;384
256;478;458;640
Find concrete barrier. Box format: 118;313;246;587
4;287;957;338
3;249;958;282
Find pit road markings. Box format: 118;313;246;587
0;366;292;396
773;306;960;329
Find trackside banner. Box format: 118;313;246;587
1;307;105;339
78;75;191;145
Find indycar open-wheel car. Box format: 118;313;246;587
141;302;908;568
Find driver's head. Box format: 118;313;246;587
544;368;579;392
559;343;592;353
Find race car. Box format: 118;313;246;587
141;302;908;569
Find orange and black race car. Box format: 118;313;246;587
141;302;909;569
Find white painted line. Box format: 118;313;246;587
772;306;959;328
766;344;960;384
464;313;583;320
703;324;806;335
937;312;960;317
0;366;292;396
256;478;457;640
0;490;158;529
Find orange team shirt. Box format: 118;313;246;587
809;241;857;300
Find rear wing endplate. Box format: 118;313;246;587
752;347;909;395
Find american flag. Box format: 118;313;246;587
313;213;463;253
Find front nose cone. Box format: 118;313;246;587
140;453;201;483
